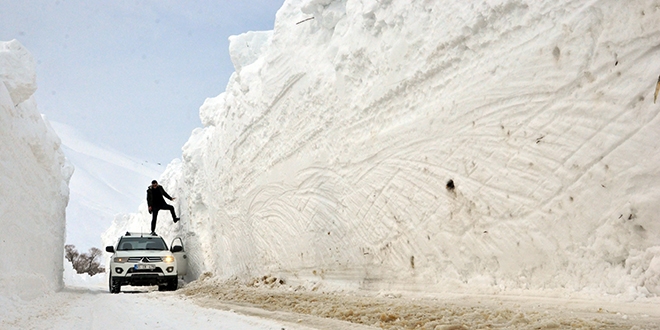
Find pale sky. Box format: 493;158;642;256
0;0;285;163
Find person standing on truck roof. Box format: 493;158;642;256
146;180;179;235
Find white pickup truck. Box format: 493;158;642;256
105;232;188;293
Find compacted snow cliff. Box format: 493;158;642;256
108;0;660;298
0;40;72;300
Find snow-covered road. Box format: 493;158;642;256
2;280;660;330
181;278;660;330
0;286;309;330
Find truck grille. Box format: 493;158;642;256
127;256;163;263
127;267;163;274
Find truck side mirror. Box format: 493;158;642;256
171;245;183;253
105;246;115;253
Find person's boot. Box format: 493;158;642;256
174;217;180;223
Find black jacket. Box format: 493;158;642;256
146;185;173;208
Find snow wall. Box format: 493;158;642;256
0;40;72;300
108;0;660;297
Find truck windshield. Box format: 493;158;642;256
117;237;167;251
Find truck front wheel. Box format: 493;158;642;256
158;278;178;291
109;275;121;294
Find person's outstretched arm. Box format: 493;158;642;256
160;186;175;200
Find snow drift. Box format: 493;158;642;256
110;0;660;297
0;40;72;300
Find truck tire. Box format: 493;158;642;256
158;279;178;291
109;275;121;294
169;278;178;291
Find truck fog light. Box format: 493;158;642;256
115;267;123;274
166;267;174;273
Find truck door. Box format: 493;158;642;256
170;237;188;277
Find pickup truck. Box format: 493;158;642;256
105;232;188;293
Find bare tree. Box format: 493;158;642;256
86;247;105;276
65;245;105;276
64;244;79;263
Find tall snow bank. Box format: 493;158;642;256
228;31;273;76
0;40;37;105
0;40;72;300
115;0;660;297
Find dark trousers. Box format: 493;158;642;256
151;204;177;232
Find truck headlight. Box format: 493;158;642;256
163;256;174;263
113;257;128;263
